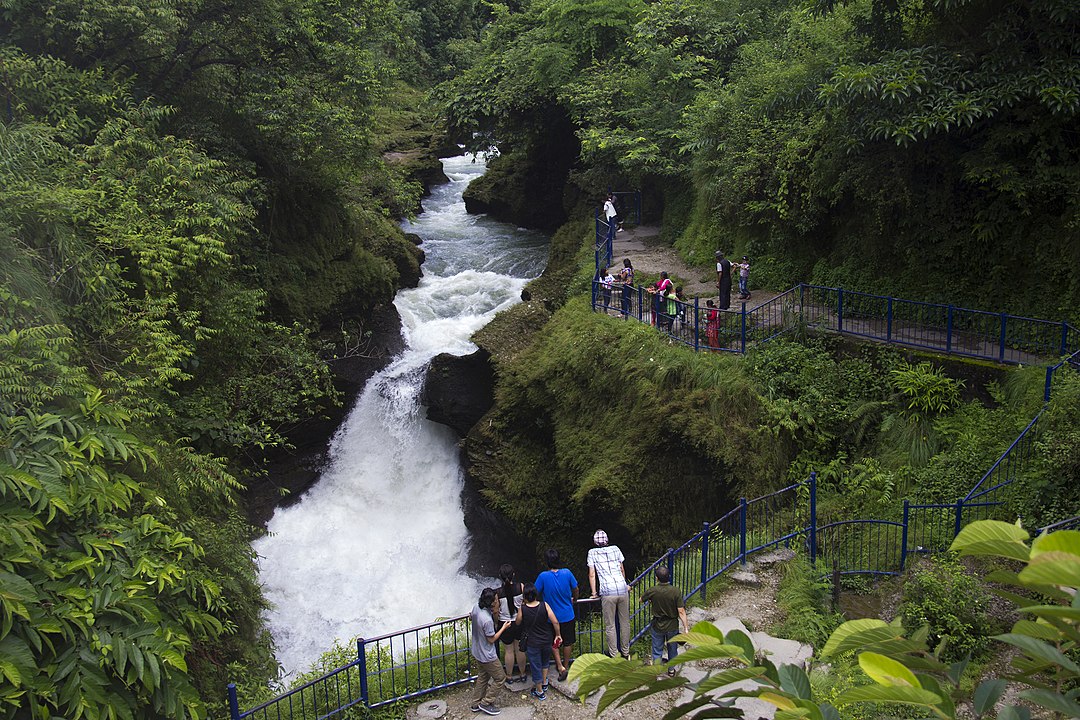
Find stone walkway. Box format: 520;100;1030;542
407;549;804;720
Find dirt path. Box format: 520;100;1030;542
607;225;780;306
407;553;792;720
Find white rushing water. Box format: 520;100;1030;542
255;155;549;676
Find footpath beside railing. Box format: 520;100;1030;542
229;288;1079;720
592;281;1078;368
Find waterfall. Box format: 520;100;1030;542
254;155;548;675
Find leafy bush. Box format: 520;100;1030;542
774;554;843;648
899;554;993;662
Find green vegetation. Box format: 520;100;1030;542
571;519;1080;719
0;0;492;715
442;0;1080;319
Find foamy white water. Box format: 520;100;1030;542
255;155;548;675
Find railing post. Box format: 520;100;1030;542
1062;321;1069;357
739;498;748;566
1045;366;1054;403
666;548;675;584
358;637;369;707
591;279;597;310
946;305;954;354
227;683;241;720
700;521;710;602
954;499;964;539
886;297;893;342
999;313;1008;362
693;296;700;352
900;501;910;571
637;286;644;323
740;303;747;353
837;288;844;333
809;472;817;564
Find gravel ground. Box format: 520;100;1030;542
407;560;787;720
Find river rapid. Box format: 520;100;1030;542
254;155;549;676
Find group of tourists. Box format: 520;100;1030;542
596;251;751;349
467;530;689;715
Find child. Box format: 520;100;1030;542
705;300;720;348
734;256;751;299
599;267;615;310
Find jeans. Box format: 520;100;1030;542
524;644;551;685
650;626;680;663
739;276;748;295
601;593;630;657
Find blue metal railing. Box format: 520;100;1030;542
231;288;1078;719
594;281;1077;369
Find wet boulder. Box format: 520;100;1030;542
423;349;495;437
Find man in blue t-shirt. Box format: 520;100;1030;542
534;548;578;681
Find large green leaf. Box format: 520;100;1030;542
991;633;1080;674
834;684;942;707
1019;553;1080;588
725;629;755;664
950;520;1030;561
858;651;920;688
778;664;812;699
1017;688;1080;717
821;619;898;657
973;678;1007;715
1030;530;1080;559
696;666;770;694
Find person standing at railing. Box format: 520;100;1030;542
534;548;578;681
588;529;631;659
599;266;615;312
648;271;673;327
733;256;751;300
496;564;527;684
716;251;732;310
705;299;720;348
604;193;623;234
618;258;634;317
641;566;689;675
516;582;562;701
470;587;512;716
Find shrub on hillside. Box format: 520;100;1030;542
899;554;993;662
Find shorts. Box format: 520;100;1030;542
499;622;521;645
559;618;576;646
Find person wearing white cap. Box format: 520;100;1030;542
587;529;630;658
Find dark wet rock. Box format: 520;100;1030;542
424;349;495;437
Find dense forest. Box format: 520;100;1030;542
1;0;1077;717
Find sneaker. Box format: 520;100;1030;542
542;682;550;691
476;703;501;716
617;228;625;232
530;689;546;701
667;667;677;677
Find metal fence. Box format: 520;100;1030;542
594;190;642;271
230;288;1079;719
594;281;1077;369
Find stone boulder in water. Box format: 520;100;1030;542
423;349;495;436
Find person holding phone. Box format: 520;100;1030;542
471;587;511;715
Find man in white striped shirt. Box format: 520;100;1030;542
587;529;630;658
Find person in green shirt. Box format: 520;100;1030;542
640;566;689;674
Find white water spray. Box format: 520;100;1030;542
255;156;548;675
